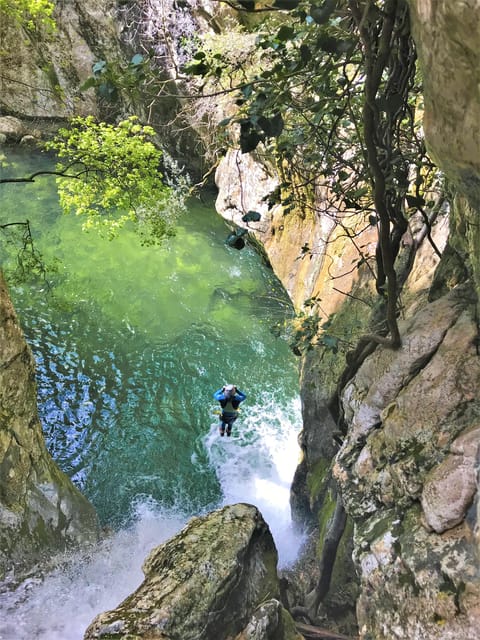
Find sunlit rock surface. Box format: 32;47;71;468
0;0;120;119
215;149;378;312
408;0;480;301
333;283;480;639
0;272;98;578
84;503;300;640
408;0;480;210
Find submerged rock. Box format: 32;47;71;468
84;503;300;640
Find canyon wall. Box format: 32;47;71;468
0;272;98;579
0;1;479;638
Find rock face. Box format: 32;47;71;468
333;283;480;639
0;272;98;578
0;1;234;179
408;0;480;300
407;0;480;210
215;150;378;311
84;503;301;640
0;0;121;119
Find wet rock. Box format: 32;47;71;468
0;272;98;577
84;503;296;640
234;599;302;640
19;134;38;146
0;116;26;142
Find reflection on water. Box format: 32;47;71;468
1;147;301;528
0;148;304;640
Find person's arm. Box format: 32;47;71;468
213;388;225;401
235;389;246;402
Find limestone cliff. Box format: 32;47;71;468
0;0;121;120
214;2;480;637
0;272;98;579
0;0;233;179
333;283;480;639
407;0;480;304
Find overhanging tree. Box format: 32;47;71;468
1;115;188;282
187;0;442;351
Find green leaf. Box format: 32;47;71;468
241;84;253;99
242;210;261;222
131;53;144;66
185;61;208;76
351;186;369;198
276;25;295;42
80;77;97;91
98;82;117;100
299;44;312;64
240;131;262;153
257;113;284;137
240;121;262;153
92;60;107;75
309;0;337;25
321;334;339;352
316;34;339;53
405;194;426;208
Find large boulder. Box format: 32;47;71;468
84;503;301;640
0;271;98;578
0;116;28;142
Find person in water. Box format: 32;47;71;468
213;384;247;436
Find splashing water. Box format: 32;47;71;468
0;395;303;640
204;393;305;566
0;503;187;640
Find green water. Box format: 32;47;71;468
0;147;300;529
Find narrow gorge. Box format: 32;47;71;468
0;1;479;639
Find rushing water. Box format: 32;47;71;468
0;148;303;639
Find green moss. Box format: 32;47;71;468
280;606;303;639
41;62;62;95
305;284;377;398
261;548;282;600
316;488;336;557
306;458;331;504
356;510;400;547
321;514;359;623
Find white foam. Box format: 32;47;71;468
0;502;186;640
205;394;305;567
0;400;303;639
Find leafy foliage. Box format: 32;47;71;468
81;54;150;103
45;116;185;244
0;0;55;30
186;0;442;348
